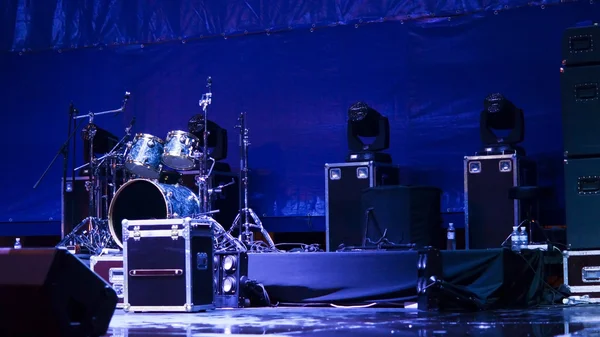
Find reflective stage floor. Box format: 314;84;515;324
104;305;600;336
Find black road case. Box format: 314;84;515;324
122;217;215;312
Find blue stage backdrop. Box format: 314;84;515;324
0;1;597;233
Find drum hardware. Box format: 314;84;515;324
209;179;236;196
228;112;275;248
197;76;213;215
197;215;247;252
56;94;131;254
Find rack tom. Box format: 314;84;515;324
125;133;165;179
161;130;199;170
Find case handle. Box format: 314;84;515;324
574;83;598;100
129;269;183;277
578;176;600;194
569;35;593;53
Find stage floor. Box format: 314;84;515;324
103;305;600;336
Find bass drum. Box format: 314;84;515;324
108;179;200;248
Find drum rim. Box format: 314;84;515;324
166;130;200;143
161;154;196;170
125;158;162;177
107;178;170;249
134;133;165;144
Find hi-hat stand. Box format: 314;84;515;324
229;112;275;248
57;93;131;254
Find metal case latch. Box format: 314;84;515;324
133;226;141;241
171;225;179;240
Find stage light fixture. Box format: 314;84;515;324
188;115;228;161
346;102;391;163
479;93;525;155
222;255;237;272
222;276;237;294
214;252;248;308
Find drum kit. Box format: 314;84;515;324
52;78;269;254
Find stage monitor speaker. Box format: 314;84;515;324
0;248;118;337
564;157;600;250
360;185;443;249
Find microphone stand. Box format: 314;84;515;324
34;104;86;190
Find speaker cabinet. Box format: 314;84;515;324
562;25;600;67
325;161;400;251
62;177;93;239
464;154;537;249
561;65;600;157
0;248;117;337
564;157;600;250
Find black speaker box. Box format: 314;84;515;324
0;248;117;337
325;162;400;251
62;177;91;239
464;155;537;249
564;157;600;250
360;185;443;249
561;65;600;157
562;25;600;67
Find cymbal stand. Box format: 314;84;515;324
58;95;130;254
229;112;275;248
196;77;213;215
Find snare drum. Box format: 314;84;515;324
108;179;200;248
162;130;200;170
125;133;165;179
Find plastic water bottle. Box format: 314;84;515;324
13;238;22;249
520;227;528;250
510;226;520;252
446;223;456;251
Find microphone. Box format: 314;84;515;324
125;116;136;134
69;102;77;116
121;91;131;112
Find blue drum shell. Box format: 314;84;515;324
126;134;165;178
108;179;200;248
